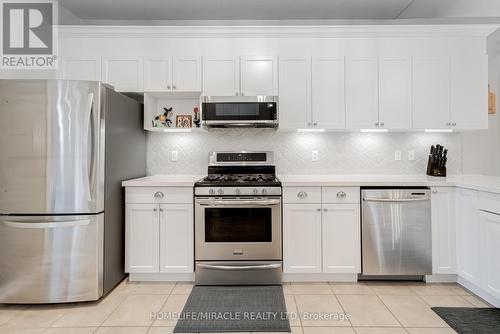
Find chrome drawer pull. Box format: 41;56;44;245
154;191;164;199
297;191;308;199
337;191;347;199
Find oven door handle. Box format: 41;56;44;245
197;199;281;206
197;263;282;271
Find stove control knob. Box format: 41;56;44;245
262;188;268;195
253;188;259;196
217;188;224;195
209;188;215;195
235;188;241;195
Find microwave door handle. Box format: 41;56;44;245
197;263;281;271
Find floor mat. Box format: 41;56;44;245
432;307;500;334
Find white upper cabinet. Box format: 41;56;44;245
379;57;412;129
240;56;278;96
412;57;450;129
144;56;201;92
451;55;488;130
345;57;379;129
431;187;457;274
172;57;202;92
144;59;172;91
203;57;240;96
312;57;345;129
278;57;311;129
102;57;144;92
61;58;101;81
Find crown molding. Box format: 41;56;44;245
58;24;500;39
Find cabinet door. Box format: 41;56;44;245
278;57;311;129
322;204;360;273
480;210;500;300
345;57;379;129
159;204;194;273
203;57;239;96
102;58;143;92
61;58;101;81
431;187;457;274
456;188;480;285
125;203;159;273
283;204;322;273
172;57;201;92
379;57;411;129
412;57;450;129
240;56;278;96
451;55;488;130
144;59;172;91
312;57;345;129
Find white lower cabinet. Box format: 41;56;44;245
159;204;194;273
283;187;361;275
125;203;160;273
456;188;481;285
283;204;322;273
431;187;457;274
322;204;361;273
125;188;193;274
479;210;500;300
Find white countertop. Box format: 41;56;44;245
122;175;204;187
122;174;500;195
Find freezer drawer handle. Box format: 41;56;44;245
362;197;429;203
3;220;91;229
197;263;281;271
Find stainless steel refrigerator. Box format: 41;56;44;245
0;80;146;303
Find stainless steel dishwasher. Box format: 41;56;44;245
361;188;432;276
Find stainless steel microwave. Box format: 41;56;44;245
201;96;278;128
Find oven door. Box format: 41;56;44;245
195;197;282;261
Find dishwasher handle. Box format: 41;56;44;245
363;197;430;203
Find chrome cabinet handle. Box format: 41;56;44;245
432;189;438;194
159;208;164;212
379;122;385;127
235;92;239;96
337;191;347;199
167;85;171;90
446;122;451;126
154;191;164;199
172;85;177;90
153;208;157;212
323;208;328;212
317;208;321;212
241;92;245;96
452;122;457;126
297;191;308;199
375;122;379;126
307;122;312;127
313;122;318;127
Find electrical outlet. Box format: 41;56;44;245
394;150;402;161
312;150;319;162
408;150;415;161
171;150;178;162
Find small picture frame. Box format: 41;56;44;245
176;115;192;128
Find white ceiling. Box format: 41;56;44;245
58;0;500;22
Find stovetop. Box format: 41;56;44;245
195;173;281;187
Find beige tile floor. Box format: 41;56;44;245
0;280;493;334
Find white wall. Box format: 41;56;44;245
461;28;500;176
147;130;462;176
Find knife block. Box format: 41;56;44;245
426;155;447;177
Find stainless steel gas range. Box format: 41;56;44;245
194;151;282;285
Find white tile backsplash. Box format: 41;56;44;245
147;129;462;176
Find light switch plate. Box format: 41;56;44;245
395;150;402;161
312;150;319;162
408;150;415;161
171;150;178;162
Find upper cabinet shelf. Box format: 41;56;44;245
58;25;491;131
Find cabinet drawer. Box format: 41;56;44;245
322;187;360;204
126;187;193;204
479;191;500;215
283;187;321;204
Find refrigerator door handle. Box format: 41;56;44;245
3;219;91;229
83;92;95;202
